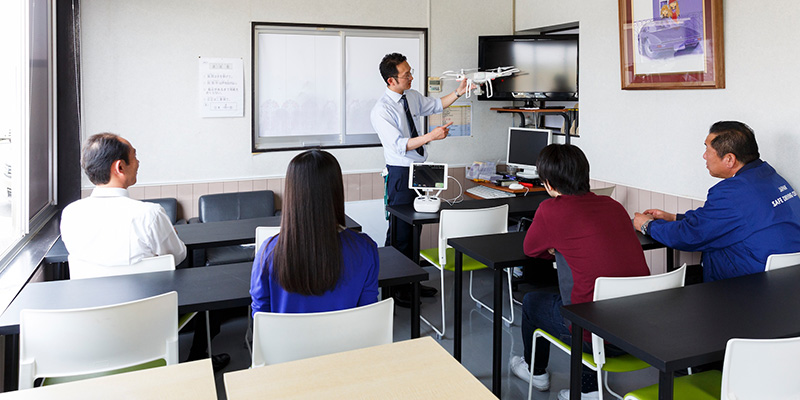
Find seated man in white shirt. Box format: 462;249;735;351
60;133;229;371
61;133;186;269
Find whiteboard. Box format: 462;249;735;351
252;24;426;152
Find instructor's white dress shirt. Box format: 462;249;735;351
370;88;443;167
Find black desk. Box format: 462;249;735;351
386;194;551;265
1;246;426;390
43;215;362;266
561;265;800;400
447;230;666;397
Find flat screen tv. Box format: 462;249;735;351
478;34;578;106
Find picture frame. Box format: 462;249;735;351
618;0;724;90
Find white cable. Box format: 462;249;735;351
442;176;464;206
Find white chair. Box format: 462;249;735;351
590;186;616;197
721;336;800;399
251;297;394;368
68;254;177;280
623;336;800;400
68;255;207;352
19;291;179;389
419;204;512;339
529;264;687;400
255;226;281;252
765;251;800;271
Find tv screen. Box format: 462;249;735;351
478;34;578;103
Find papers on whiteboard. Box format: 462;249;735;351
199;57;244;118
429;105;471;137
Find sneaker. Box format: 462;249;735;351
558;389;599;400
509;356;550;391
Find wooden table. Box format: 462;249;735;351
0;359;216;400
561;265;800;400
223;337;495;400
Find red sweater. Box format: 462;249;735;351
524;193;649;306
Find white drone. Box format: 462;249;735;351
440;66;520;98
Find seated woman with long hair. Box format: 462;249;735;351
250;149;379;314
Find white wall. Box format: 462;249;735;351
517;0;800;200
80;0;515;188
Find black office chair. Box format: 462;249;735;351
143;197;187;225
190;190;276;266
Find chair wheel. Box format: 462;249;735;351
435;333;443;340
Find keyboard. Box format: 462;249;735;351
466;185;515;199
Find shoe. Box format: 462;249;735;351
558;389;599;400
211;353;231;372
420;284;438;297
510;356;550;391
392;290;415;308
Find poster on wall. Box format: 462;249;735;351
429;105;471;137
199;57;244;118
618;0;724;89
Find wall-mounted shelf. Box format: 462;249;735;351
490;107;578;144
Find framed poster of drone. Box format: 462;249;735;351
251;22;427;152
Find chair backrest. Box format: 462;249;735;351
765;251;800;271
68;254;175;280
590;264;687;367
19;291;179;389
590;186;616;197
721;336;800;399
251;297;394;368
438;205;509;266
198;190;275;223
142;197;180;225
255;226;281;253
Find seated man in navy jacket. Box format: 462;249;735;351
634;121;800;282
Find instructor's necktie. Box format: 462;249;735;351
401;95;424;156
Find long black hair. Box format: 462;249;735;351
269;149;346;295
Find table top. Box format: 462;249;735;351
562;265;800;372
43;215;362;264
0;359;216;400
387;193;550;225
223;337;495;400
0;247;426;335
447;230;663;270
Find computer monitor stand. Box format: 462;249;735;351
515;167;538;179
413;189;442;213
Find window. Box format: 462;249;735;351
0;0;57;268
252;23;427;152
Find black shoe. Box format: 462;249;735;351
420;284;438;297
393;290;413;308
211;353;231;372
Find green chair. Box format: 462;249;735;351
19;292;178;388
419;204;512;339
622;370;721;400
528;264;687;400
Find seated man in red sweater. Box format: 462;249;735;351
509;144;649;400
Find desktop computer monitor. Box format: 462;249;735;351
506;128;552;179
408;163;448;191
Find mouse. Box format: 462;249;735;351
508;183;524;190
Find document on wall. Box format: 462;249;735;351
198;57;244;118
429;104;471;137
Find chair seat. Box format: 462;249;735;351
205;244;256;266
537;329;651;372
623;370;721;400
42;360;167;386
420;247;490;272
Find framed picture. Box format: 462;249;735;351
618;0;724;90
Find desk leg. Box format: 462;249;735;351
412;224;421;265
4;334;19;391
667;247;676;271
569;324;583;400
454;249;463;362
411;282;420;339
186;246;194;269
389;215;398;249
658;370;674;399
492;268;503;397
